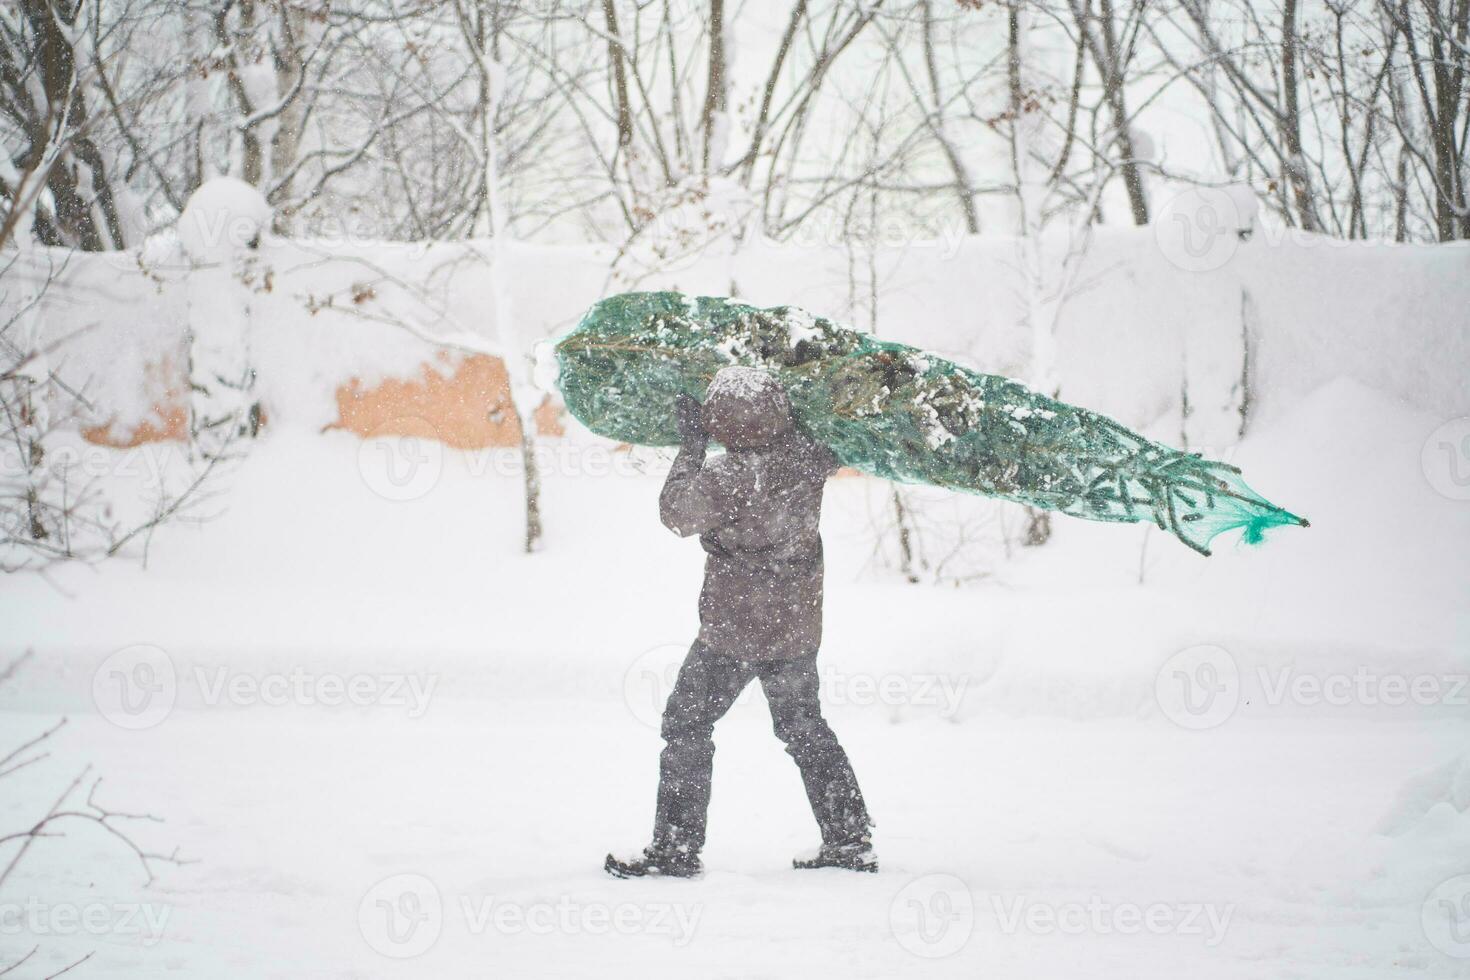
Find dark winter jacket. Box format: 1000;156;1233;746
660;370;840;661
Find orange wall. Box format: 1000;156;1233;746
82;357;188;447
82;353;564;448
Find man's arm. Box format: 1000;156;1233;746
659;395;743;537
660;444;729;537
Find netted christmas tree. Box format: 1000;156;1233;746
555;292;1308;556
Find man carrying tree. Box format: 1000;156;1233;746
606;366;876;878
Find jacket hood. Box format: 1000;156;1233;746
701;366;795;450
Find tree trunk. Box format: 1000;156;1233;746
921;0;980;232
891;487;920;583
1094;0;1150;224
21;0;125;250
700;0;727;173
1280;0;1319;231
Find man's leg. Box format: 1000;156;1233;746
759;654;874;859
652;642;754;857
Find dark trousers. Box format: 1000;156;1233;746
654;642;872;855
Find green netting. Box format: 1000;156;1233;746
555;291;1308;556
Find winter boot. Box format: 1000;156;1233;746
605;845;703;879
793;838;877;873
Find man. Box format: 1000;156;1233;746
605;365;875;878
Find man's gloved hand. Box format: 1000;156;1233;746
675;394;708;448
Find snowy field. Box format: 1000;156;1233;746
6;0;1470;975
2;376;1467;978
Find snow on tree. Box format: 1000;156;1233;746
178;177;268;460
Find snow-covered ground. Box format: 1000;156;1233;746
2;377;1468;977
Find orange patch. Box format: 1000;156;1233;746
82;357;188;447
79;353;565;449
330;353;564;448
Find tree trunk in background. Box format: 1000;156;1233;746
4;236;52;543
184;6;210;195
269;4;309;232
20;0;126;250
1094;0;1149;224
891;488;920;583
1008;0;1054;547
220;0;265;188
467;0;542;552
700;0;727;173
1280;0;1319;231
1425;0;1469;240
601;0;637;214
921;0;980;233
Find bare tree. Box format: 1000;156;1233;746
1068;0;1152;223
1380;0;1469;240
0;0;128;250
0;650;189;975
